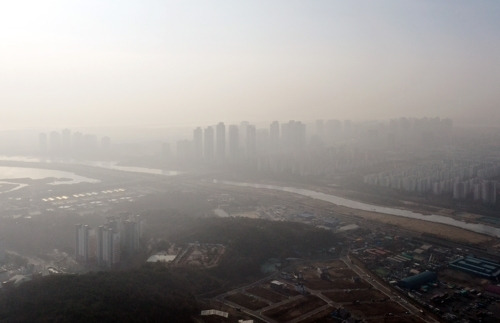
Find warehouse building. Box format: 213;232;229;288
449;256;500;279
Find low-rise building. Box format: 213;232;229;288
449;256;500;279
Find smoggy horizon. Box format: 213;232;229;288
2;1;499;129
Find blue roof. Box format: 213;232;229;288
450;256;500;278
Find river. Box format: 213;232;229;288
0;156;181;177
218;180;500;238
0;166;99;185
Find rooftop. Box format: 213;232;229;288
450;256;500;278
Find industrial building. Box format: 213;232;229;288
449;256;500;279
398;271;437;290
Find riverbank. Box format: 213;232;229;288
217;180;500;245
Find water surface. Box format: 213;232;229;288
0;166;99;185
219;181;500;238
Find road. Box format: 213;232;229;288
343;255;438;323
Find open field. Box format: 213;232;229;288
304;277;370;290
324;289;388;303
272;286;301;298
298;306;337;323
438;268;490;288
303;259;348;269
365;315;424;323
328;268;358;278
225;293;269;311
246;286;288;303
216;258;429;322
345;301;407;317
262;295;327;322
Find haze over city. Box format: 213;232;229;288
2;0;500;129
2;2;500;322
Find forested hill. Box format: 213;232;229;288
0;217;337;322
0;267;198;322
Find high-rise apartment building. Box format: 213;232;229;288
72;132;83;152
96;224;121;268
97;226;120;268
228;125;239;160
61;128;71;153
281;120;306;152
246;125;257;158
216;122;226;160
49;131;61;154
193;127;203;160
123;219;141;254
270;121;280;149
482;181;497;205
75;224;90;263
204;126;214;160
38;133;47;155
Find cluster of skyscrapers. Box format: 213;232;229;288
176;122;261;162
75;215;143;268
175;120;316;163
169;117;453;177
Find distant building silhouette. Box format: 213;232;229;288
61;129;71;154
193;127;203;161
38;133;47;155
228;125;239;160
281;120;306;152
161;142;172;159
72;132;83;152
203;126;214;160
216;122;226;160
176;140;192;160
246;125;257;158
49;131;61;154
269;121;280;150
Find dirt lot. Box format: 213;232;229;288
438;268;491;288
345;301;406;317
300;261;370;290
263;295;327;322
298;307;338;323
272;286;301;297
328;268;358;279
307;260;348;270
246;286;287;303
324;289;388;303
365;315;425;323
301;310;424;323
304;277;370;290
225;292;269;311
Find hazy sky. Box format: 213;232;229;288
1;1;499;128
